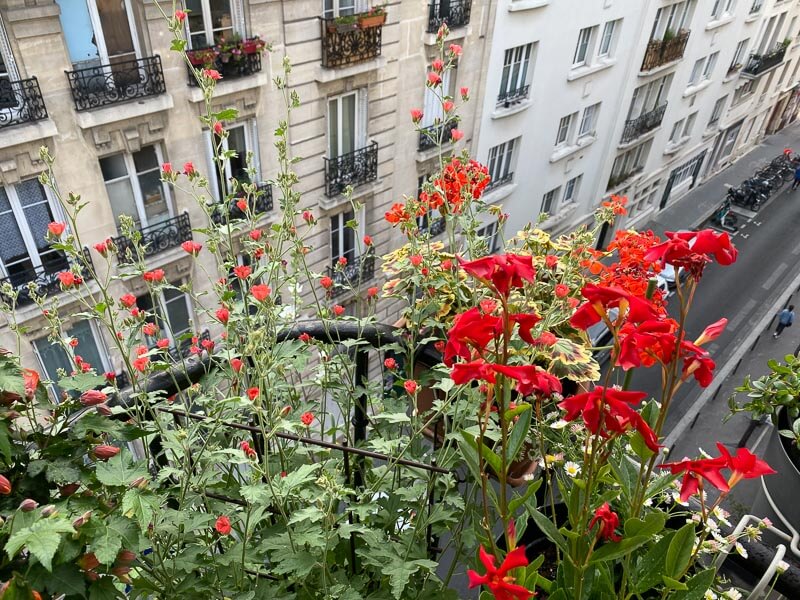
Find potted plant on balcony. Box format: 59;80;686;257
186;47;219;67
327;14;359;33
358;5;387;28
241;36;267;55
216;36;244;64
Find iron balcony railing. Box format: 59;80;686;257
0;247;93;307
324;141;378;197
420;216;446;237
427;0;472;33
742;44;788;77
210;183;273;225
485;172;514;192
418;121;458;151
497;84;530;108
187;48;262;86
113;212;193;264
327;250;376;298
641;30;690;71
620;102;668;144
0;77;47;129
65;55;166;111
320;17;383;68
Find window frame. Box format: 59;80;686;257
555;113;573;146
542;187;560;214
499;43;533;98
206;120;261;200
563;175;582;205
578;103;600;138
330;207;364;267
137;286;195;350
702;52;719;80
487;138;517;186
477;221;500;253
709;95;728;125
598;20;617;57
186;0;244;49
322;0;361;19
327;90;367;159
573;27;594;67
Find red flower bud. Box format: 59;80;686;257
0;475;11;495
48;222;66;236
93;445;120;461
80;389;108;406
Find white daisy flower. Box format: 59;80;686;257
734;542;748;559
550;419;570;429
564;461;581;477
704;590;718;600
722;589;742;600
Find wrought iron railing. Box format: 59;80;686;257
427;0;472;33
320;18;383;68
607;165;644;191
640;30;690;71
187;49;262;86
324;142;378;197
0;247;93;307
327;250;376;297
418;121;458;151
620;102;667;144
65;55;166;111
497;84;530;108
742;44;788;77
113;212;193;264
485;172;514;192
210;183;273;225
0;77;47;129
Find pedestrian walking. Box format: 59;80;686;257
774;305;795;338
793;165;800;190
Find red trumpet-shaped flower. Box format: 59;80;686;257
444;307;504;365
451;360;497;386
658;455;729;502
680;340;716;388
715;442;775;487
492;364;562;398
589;503;622;542
558;386;659;452
467;545;533;600
616;319;678;370
508;313;541;345
458;254;536;298
570;284;660;330
695;317;728;346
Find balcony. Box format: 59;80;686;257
66;56;166;111
620;102;667;144
418;121;458;151
210;183;273;225
427;0;472;33
607;165;644;191
485;172;514;193
640;30;690;72
324;142;378;197
0;77;47;129
742;44;788;78
186;41;263;86
0;248;93;307
327;250;376;298
113;212;192;264
497;84;530;108
320;17;383;69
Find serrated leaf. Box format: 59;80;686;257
272;550;317;577
95;452;148;487
122;488;161;529
57;373;106;392
0;355;25;398
6;519;75;571
30;562;86;597
89;577;123;600
548;338;600;382
86;515;138;565
215;108;240;121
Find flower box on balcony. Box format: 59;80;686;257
327;15;360;33
187;48;219;67
358;10;387;28
241;37;266;55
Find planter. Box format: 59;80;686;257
187;50;219;67
358;13;386;28
327;21;359;33
242;39;265;54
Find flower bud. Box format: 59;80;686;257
96;404;112;416
59;483;80;497
72;510;92;528
18;499;38;512
92;445;120;461
40;504;57;517
78;552;100;571
0;474;11;495
116;549;136;566
80;389;108;406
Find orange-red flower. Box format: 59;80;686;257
444;307;503;365
658;455;729;502
181;240;202;255
251;284;271;302
616;319;677;370
215;515;231;535
48;222;65;236
680;340;716;388
570;284;660;330
233;265;251;279
459;254;536;297
300;411;314;425
143;269;165;283
589;503;622;542
715;442;775;487
467;545;532;600
695;318;728;346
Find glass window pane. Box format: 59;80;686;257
227;126;249;182
0;188;31;274
17;180;53;253
33;336;72;385
106;179;139;228
100;154;129;181
164;289;192;338
68;321;104;372
328;98;339;157
341;95;356;154
209;0;233;41
132;146;159;172
138;171;169;224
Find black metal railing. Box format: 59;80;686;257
65;55;166;111
113;212;193;264
750;0;764;14
320;17;383;68
607;165;644;191
620;102;667;144
210;183;273;225
418;121;458;151
742;44;788;77
327;250;376;297
485;172;514;192
497;84;530;108
0;77;47;129
324;142;378;197
187;49;262;86
427;0;472;33
0;247;93;307
641;30;690;71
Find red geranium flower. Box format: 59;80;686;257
459;254;536;297
492;364;562;398
133;356;150;372
181;240;202;255
658;455;729;502
467;545;533;600
616;319;677;370
143;269;165;283
589;502;622;542
246;387;259;401
715;442;775;487
233;265;251;279
57;272;81;288
384;358;397;369
444;307;504;365
385;202;411;224
320;276;334;290
404;380;418;395
300;411;314;426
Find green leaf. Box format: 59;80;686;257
5;518;75;571
528;507;570;555
30;562;86;597
665;523;695;578
630;430;656;460
668;568;715;600
57;373;106;392
506;404;532;464
89;577;124;600
632;532;674;593
122;488;161;529
0;421;13;467
459;431;502;476
95;452;148;487
0;354;25;398
433;377;455;393
215;108;240;121
661;575;688;591
272;550;317;577
509;478;541;514
86;516;138;565
589;535;649;564
624;512;666;539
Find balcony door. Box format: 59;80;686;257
57;0;140;68
186;0;245;48
208;121;260;199
328;92;366;159
627;75;671;120
0;180;67;286
0;14;19;111
421;69;453;128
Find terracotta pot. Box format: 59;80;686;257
358;13;386;28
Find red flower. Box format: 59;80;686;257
658;455;729;501
236;198;247;211
300;411;314;426
0;475;11;495
385;202;411;224
299;332;311;343
410;108;424;123
240;441;257;458
230;358;243;372
459;254;536;297
216;306;230;324
492;364;562;398
451;360;497;386
554;284;569;298
680;340;716;387
467;545;532;600
142;322;158;336
215;515;231;535
616;319;677;370
320;276;334;290
213;121;224;135
570;284;659;330
449;43;463;57
431;58;444;72
716;442;775;487
57;272;81;288
302;210;314;223
443;100;454;113
450;128;464;142
589;503;622;542
537;331;557;346
410;254;423;267
120;293;137;308
246;387;259;401
93;445;120;461
161;163;173;175
367;286;378;298
558;386;659;452
509;313;541;345
444;307;504;365
202;68;222;80
404;380;418;395
363;235;373;246
175;9;187;22
384;357;397;369
333;304;345;316
337;256;348;267
181;240;202;255
695;317;728;346
156;338;170;349
133;356;150;372
143;269;165;283
183;161;195;176
676;229;738;266
249;229;262;241
233;265;251;279
48;222;65;236
80;390;107;406
251;284;271;301
427;71;442;86
460;86;469;100
201;339;215;353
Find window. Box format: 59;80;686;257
422;69;454;127
498;44;532;103
683;112;698;137
669;118;685;143
627;75;672;119
689;58;705;85
331;208;357;266
186;0;238;48
598;20;618;57
703;52;719;79
731;39;749;69
541;187;560;214
563;175;582;205
323;0;357;19
33;321;109;397
555;114;573;145
732;80;755;104
573;27;594;66
0;179;67;285
328;91;365;159
487;139;516;188
610;141;652;186
100;145;173;232
672;153;705;187
137;287;194;350
578;103;600;138
750;0;763;14
688;53;718;86
208;121;259;199
56;0;139;66
477;221;500;253
709;96;727;125
650;1;693;40
711;0;736;19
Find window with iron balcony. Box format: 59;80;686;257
427;0;472;33
320;2;385;69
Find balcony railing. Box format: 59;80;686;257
320;17;383;68
620;102;667;144
324;141;378;197
427;0;472;33
327;250;376;297
419;215;446;236
418;121;458;151
607;165;644;191
750;0;764;14
0;247;93;307
497;84;530;108
0;77;47;129
113;212;193;264
210;183;273;225
641;30;690;71
485;172;514;192
742;44;788;78
187;47;262;86
65;55;166;111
